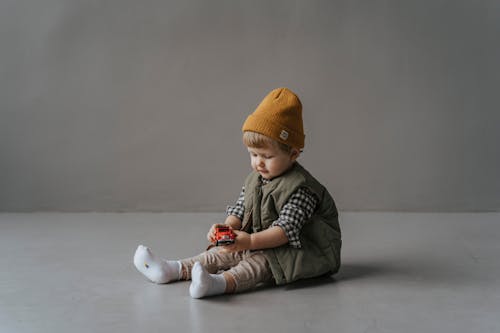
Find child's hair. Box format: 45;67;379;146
243;131;293;154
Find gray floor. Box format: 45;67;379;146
0;212;499;333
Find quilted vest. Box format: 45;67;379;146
242;162;342;285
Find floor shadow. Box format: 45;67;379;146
336;263;392;281
284;273;337;290
270;261;397;291
336;259;483;285
282;262;393;290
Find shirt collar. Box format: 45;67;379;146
259;175;271;185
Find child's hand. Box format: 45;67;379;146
207;223;228;244
221;230;251;253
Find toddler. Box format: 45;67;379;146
134;87;342;298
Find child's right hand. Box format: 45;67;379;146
207;223;228;244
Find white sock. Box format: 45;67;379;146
133;245;180;284
189;262;227;299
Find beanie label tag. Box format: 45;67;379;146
280;130;289;141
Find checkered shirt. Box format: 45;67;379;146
226;178;318;248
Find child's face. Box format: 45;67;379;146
247;145;299;180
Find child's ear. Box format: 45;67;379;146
290;148;300;161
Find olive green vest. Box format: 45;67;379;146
242;162;342;285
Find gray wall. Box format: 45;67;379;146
1;0;499;212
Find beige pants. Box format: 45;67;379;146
179;247;274;293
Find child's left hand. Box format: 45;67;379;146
221;230;251;253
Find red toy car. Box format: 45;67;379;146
215;226;236;246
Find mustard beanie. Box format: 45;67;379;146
242;87;305;150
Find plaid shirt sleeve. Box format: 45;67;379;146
225;186;245;220
271;187;318;248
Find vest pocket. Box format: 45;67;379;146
241;208;253;233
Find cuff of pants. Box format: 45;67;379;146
179;247;274;293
